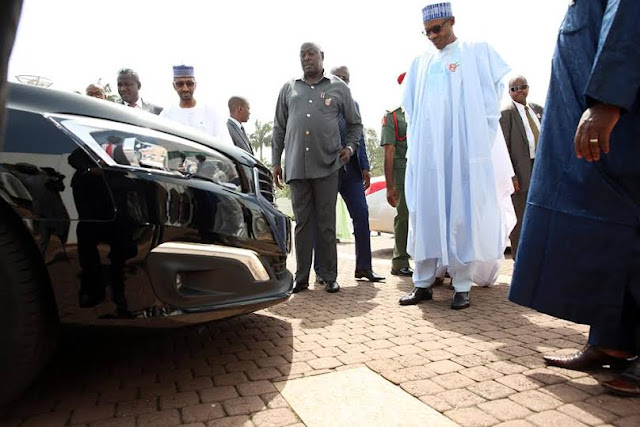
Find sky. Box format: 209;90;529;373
9;0;569;135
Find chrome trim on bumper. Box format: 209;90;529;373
151;242;270;282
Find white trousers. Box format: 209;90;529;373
414;259;475;292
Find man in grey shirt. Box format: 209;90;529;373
272;42;363;294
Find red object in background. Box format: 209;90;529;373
365;178;386;196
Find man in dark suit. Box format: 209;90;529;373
315;65;384;283
500;76;543;259
116;68;162;115
226;96;253;154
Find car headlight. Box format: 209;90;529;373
49;114;241;191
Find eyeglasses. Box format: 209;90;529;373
509;84;529;92
422;18;451;37
174;81;195;88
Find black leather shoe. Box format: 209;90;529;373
355;269;385;282
325;281;340;293
399;287;432;305
543;345;636;371
292;282;309;293
391;267;413;276
315;277;325;285
451;292;470;309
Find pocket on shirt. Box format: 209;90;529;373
317;96;339;116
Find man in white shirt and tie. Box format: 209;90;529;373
500;75;543;259
116;68;162;114
226;96;253;154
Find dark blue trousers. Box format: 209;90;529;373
315;160;372;277
588;231;640;354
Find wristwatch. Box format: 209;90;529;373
347;146;354;155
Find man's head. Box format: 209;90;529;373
86;83;106;99
422;2;456;51
299;42;324;78
508;76;529;105
172;65;196;102
117;68;141;105
331;66;350;85
228;96;251;123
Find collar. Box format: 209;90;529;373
229;117;243;129
513;101;530;112
296;69;330;85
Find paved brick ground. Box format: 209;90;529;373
2;234;640;426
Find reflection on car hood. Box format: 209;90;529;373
6;82;257;167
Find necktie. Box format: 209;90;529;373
240;125;253;154
525;106;540;150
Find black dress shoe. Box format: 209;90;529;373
355;269;385;282
391;267;413;276
399;287;432;305
315;276;325;285
451;292;470;310
292;282;309;293
325;281;340;293
543;345;636;371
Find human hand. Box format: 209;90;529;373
512;177;520;193
362;169;371;190
574;103;621;162
272;165;284;189
339;147;352;164
386;187;398;207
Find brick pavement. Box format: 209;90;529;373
1;234;639;426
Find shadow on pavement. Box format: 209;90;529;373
1;313;293;425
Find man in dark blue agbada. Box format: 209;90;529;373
509;0;640;396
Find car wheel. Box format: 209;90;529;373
0;206;59;405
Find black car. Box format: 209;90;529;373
0;83;293;404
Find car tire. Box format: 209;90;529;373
0;205;59;406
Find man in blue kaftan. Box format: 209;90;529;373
508;0;640;396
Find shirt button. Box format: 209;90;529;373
311;86;315;89
305;130;310;135
309;100;313;103
306;113;311;117
306;147;309;152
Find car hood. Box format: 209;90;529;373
6;82;259;167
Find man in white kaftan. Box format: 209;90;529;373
399;2;515;309
160;65;230;144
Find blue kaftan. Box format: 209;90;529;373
509;0;640;339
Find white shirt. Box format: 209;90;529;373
513;102;541;159
160;102;227;141
125;97;145;109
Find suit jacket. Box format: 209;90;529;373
226;119;253;154
119;98;163;115
499;101;543;193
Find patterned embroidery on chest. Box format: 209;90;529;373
448;62;460;72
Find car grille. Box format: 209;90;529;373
255;166;274;203
269;255;287;280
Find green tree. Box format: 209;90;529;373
249;120;273;163
364;127;384;177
